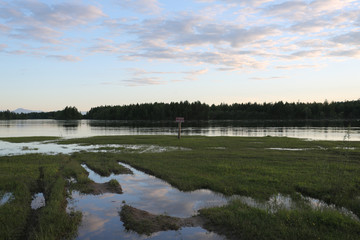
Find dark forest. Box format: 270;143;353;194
1;100;359;121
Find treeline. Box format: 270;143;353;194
1;100;360;121
85;100;360;121
0;106;82;120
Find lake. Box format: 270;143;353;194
1;119;360;141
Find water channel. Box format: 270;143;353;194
70;163;228;240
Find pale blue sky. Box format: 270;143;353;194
1;0;359;111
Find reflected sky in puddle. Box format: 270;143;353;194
0;141;190;156
81;163;228;217
267;148;312;151
71;163;227;240
31;192;45;210
0;192;13;206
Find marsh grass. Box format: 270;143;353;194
70;152;132;176
108;179;120;188
0;154;82;240
93;136;360;239
200;200;360;240
1;136;360;239
0;136;60;143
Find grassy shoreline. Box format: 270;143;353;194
1;135;360;239
0;136;60;143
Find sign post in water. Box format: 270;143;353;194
175;117;184;139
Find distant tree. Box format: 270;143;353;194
55;106;82;120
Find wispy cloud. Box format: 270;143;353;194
10;26;61;43
103;77;164;87
117;0;162;14
46;55;81;62
0;43;7;51
250;76;288;81
118;67;209;86
0;23;9;32
276;64;323;69
332;31;360;46
328;49;360;58
5;1;105;28
122;77;163;86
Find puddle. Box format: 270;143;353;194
92;144;190;154
0;192;14;206
268;148;312;151
69;163;228;239
82;163;228;217
0;141;190;156
207;147;226;150
31;193;45;210
335;147;356;150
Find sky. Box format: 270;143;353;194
0;0;359;112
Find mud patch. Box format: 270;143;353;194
88;180;123;195
120;205;204;236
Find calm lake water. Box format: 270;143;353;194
1;119;360;141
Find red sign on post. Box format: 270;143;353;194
176;117;184;123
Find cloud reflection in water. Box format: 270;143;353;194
71;163;227;239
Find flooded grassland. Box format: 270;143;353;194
1;135;360;239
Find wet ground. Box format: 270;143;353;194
1;139;358;239
70;163;228;239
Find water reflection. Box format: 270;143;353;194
70;163;227;240
82;163;228;217
0;141;190;157
0;192;13;206
0;119;360;140
31;193;45;210
57;120;79;134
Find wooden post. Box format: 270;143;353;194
178;122;181;139
176;117;184;139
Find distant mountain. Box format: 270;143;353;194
13;108;43;114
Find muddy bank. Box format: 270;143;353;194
88;180;123;195
120;205;205;235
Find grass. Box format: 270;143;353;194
108;179;120;188
1;135;360;239
0;154;82;240
200;200;360;240
0;136;60;143
70;152;132;177
59;135;360;239
90;136;360;214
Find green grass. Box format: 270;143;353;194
70;152;132;177
0;154;82;240
108;179;120;188
97;136;360;215
0;136;60;143
200;200;360;240
64;135;360;239
1;135;360;239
